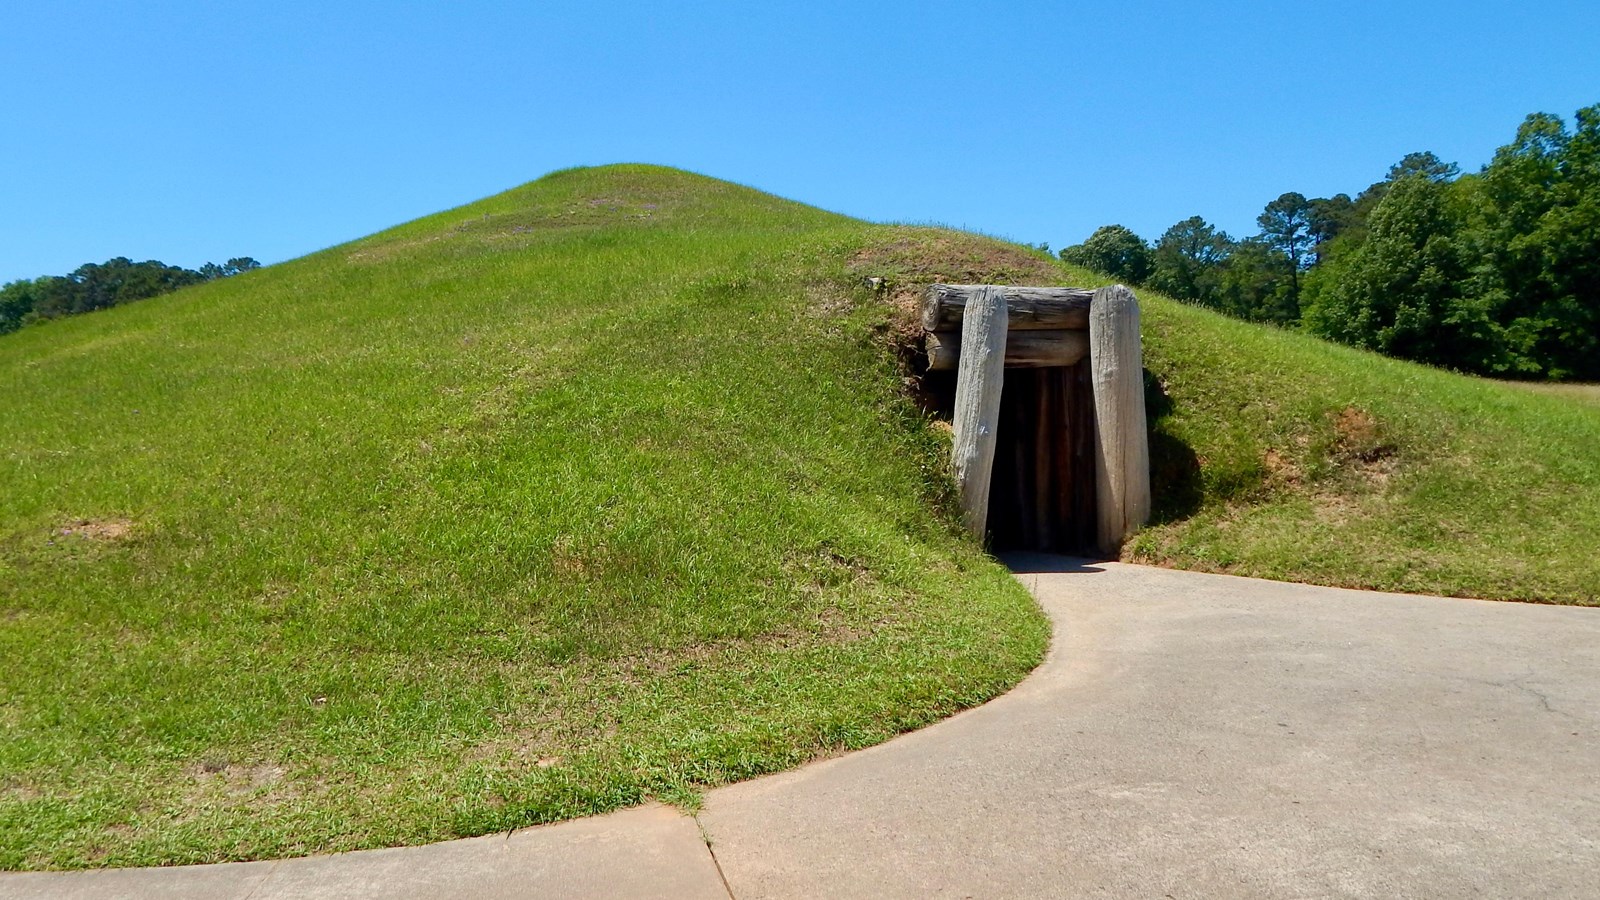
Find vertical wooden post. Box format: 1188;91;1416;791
950;285;1008;541
1089;285;1151;554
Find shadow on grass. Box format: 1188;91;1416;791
1145;368;1202;525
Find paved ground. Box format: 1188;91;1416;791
0;804;728;900
6;560;1598;898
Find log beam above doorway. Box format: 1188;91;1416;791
927;283;1150;555
922;284;1095;332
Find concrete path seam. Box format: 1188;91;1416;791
236;861;279;900
692;813;737;900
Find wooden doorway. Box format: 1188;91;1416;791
922;282;1149;554
987;363;1098;554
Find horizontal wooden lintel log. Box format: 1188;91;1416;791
922;284;1095;332
926;329;1089;371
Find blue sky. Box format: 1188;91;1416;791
3;1;1596;283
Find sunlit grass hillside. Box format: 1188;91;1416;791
1122;297;1600;602
0;166;1048;869
3;163;1597;871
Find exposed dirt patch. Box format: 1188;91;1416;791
551;535;605;577
1331;409;1395;458
804;280;854;319
165;758;333;826
174;759;297;812
813;605;868;644
1329;406;1399;484
345;233;450;264
57;517;135;542
849;229;1065;339
188;760;286;790
1262;448;1303;487
811;544;872;581
464;726;561;766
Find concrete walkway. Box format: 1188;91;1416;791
7;560;1599;898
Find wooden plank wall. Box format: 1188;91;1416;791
986;363;1098;554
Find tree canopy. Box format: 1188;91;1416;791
0;256;258;335
1058;224;1152;284
1056;101;1600;380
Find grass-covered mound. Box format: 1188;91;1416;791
4;164;1597;870
0;166;1049;869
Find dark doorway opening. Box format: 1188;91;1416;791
987;364;1098;553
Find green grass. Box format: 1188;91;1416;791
1500;380;1600;410
0;166;1047;869
1123;293;1600;603
3;164;1598;870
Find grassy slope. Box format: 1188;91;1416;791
3;164;1597;869
0;166;1047;869
1125;291;1600;603
857;241;1600;604
1504;380;1600;410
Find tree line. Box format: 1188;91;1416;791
0;256;260;336
1059;103;1600;380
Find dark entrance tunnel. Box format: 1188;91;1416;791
922;363;1100;555
986;364;1099;554
918;283;1153;556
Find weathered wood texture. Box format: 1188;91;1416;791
987;364;1098;553
1088;285;1151;554
925;329;1089;371
949;286;1008;541
922;284;1095;333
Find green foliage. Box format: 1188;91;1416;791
1148;216;1230;308
1253;191;1315;319
1387;150;1461;184
1063;101;1600;379
1307;193;1356;262
1256;192;1314;271
0;279;45;334
1303;175;1494;369
197;257;262;281
1304;105;1600;379
0;256;259;335
1058;224;1152;283
1461;107;1600;379
1214;237;1297;323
